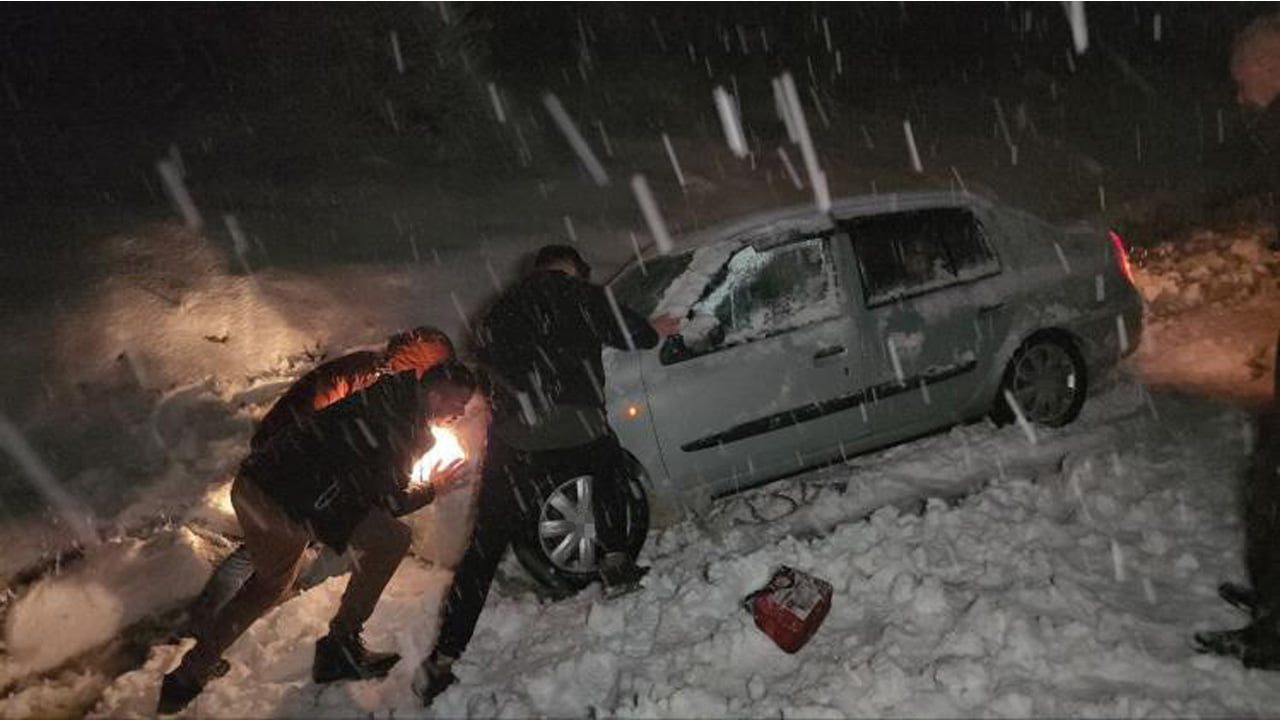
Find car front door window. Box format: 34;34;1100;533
670;238;839;361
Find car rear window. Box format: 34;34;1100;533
841;208;998;305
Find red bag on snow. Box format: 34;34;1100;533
742;566;833;653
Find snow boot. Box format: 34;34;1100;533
599;552;649;600
157;660;229;715
312;632;400;683
1219;582;1259;615
414;652;458;707
1193;618;1280;670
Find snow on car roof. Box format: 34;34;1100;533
639;190;995;260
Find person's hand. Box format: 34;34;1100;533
650;313;681;338
428;458;468;496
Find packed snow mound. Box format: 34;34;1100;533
1;529;214;680
1131;226;1279;317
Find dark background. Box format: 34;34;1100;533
0;2;1273;271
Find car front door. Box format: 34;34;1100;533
838;207;1004;433
640;234;864;497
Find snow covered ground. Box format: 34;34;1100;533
0;209;1276;717
71;379;1280;718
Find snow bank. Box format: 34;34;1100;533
1131;226;1279;318
1;529;214;681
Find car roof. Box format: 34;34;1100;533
641;190;998;261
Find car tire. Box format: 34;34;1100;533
511;456;650;594
991;333;1088;428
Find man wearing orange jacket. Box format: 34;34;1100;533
184;326;454;638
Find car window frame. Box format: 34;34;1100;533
843;207;1002;310
659;233;844;366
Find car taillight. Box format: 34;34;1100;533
1109;230;1135;285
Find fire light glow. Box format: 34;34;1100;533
411;426;466;487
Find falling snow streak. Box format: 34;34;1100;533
662;133;686;191
777;147;804;190
631;174;673;255
903;120;923;173
773;77;799;143
603;286;637;351
542;93;610;186
777;72;830;212
156;157;202;231
487;82;506;124
0;413;100;548
224;214;253;276
713;86;748;158
1067;1;1088;54
390;31;405;74
1002;390;1039;445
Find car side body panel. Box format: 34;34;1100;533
605;192;1144;526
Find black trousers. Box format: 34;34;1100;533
432;432;631;659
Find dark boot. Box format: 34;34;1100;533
1219;582;1259;615
312;631;400;683
414;652;458;707
157;660;230;714
599;552;649;599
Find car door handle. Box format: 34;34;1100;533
978;302;1006;313
813;345;847;361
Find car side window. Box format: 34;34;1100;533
841;208;998;306
663;237;839;363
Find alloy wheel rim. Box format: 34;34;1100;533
1010;343;1078;425
538;474;602;573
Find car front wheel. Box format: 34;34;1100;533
511;460;649;594
994;334;1087;428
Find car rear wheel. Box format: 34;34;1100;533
512;460;649;594
993;334;1087;428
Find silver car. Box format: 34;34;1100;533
514;191;1143;590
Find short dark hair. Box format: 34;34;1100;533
419;360;477;393
534;244;591;279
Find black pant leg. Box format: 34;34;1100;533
432;439;522;659
584;436;634;558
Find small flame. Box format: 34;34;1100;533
411;426;466;487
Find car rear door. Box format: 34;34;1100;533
837;206;1005;432
640;233;864;497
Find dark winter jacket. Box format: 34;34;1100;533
475;269;658;449
251;333;454;452
240;371;437;552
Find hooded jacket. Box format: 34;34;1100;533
251;332;454;451
241;371;438;552
476;269;658;449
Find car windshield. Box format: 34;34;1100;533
609;252;695;318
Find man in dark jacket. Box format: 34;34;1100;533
184;326;456;638
415;245;677;706
158;361;477;714
1195;333;1280;669
1213;13;1280;248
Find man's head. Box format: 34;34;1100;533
1232;14;1280;110
421;360;477;424
386;326;456;377
534;244;591;280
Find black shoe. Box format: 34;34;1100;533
1219;582;1259;615
157;668;203;715
1194;627;1253;658
414;659;458;707
599;554;649;599
312;632;401;684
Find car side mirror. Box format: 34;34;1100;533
659;322;726;365
660;334;692;365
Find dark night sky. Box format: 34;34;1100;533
0;3;1261;115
